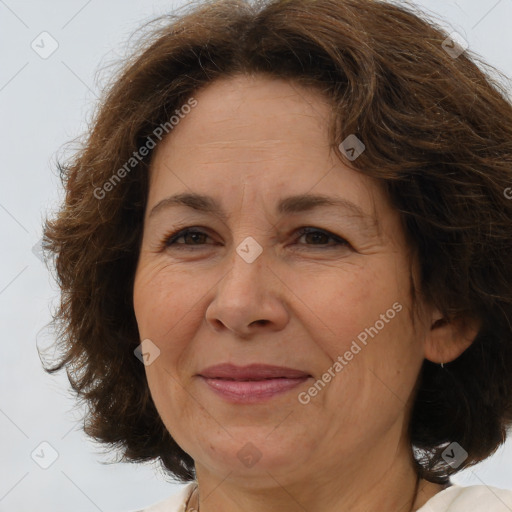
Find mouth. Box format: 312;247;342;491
197;363;312;403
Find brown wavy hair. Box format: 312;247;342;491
40;0;512;484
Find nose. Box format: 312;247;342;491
205;241;290;338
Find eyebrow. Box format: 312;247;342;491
148;192;379;233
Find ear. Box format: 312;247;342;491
423;309;481;364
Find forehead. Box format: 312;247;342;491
150;74;364;188
152;74;333;164
145;74;396;241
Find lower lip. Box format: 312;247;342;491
199;376;310;403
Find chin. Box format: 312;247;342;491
193;430;307;482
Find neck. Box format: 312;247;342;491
192;440;445;512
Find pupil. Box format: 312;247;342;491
308;232;326;244
187;232;203;244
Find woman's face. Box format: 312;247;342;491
133;74;435;487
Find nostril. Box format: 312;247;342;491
252;319;269;326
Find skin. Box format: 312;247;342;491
132;73;480;512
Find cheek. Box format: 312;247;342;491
133;261;204;342
300;258;419;402
319;303;420;423
290;260;403;356
133;261;210;412
133;264;201;425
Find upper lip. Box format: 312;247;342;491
198;363;311;380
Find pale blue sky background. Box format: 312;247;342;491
1;1;512;511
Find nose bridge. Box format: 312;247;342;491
223;233;269;302
222;190;274;285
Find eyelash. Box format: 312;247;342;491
160;226;350;250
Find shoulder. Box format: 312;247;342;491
130;482;197;512
419;484;512;512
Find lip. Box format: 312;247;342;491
198;363;311;380
197;363;312;404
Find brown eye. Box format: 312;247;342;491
162;228;214;248
295;227;349;248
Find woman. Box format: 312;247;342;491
40;0;512;510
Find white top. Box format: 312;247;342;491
132;482;512;511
